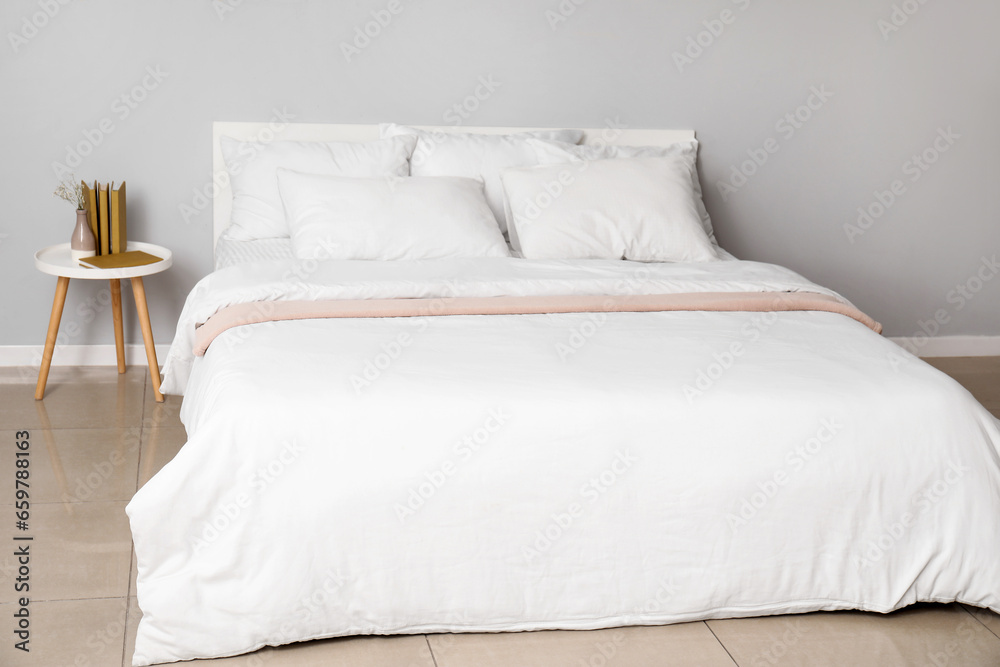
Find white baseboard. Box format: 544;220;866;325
888;336;1000;358
0;344;172;368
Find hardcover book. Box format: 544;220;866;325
79;250;161;269
110;181;127;254
82;181;100;254
98;184;110;255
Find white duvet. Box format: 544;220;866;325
129;257;1000;665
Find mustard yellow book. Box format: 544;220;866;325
110;181;127;254
98;184;110;255
82;180;99;249
79;250;161;269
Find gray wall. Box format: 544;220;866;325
1;0;998;346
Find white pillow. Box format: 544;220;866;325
525;138;718;249
500;155;719;263
379;124;584;236
221;135;418;241
278;169;511;261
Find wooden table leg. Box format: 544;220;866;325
35;276;70;400
131;276;163;403
110;279;126;374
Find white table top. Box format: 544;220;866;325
35;242;173;279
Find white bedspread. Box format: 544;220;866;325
160;257;843;396
129;258;1000;665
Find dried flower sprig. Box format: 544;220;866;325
54;177;85;210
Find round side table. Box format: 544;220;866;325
33;241;173;402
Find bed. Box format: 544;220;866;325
125;123;1000;666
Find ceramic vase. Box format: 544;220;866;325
71;209;96;263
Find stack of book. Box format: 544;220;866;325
81;181;127;255
78;181;162;269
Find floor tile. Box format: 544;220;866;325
125;595;434;667
0;597;128;667
0;429;141;504
123;597;140;667
129;548;137;598
428;623;736;667
962;604;1000;641
142;390;184;430
0;366;145;430
0;501;131;603
708;604;1000;667
137;427;187;490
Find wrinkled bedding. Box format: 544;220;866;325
128;257;1000;665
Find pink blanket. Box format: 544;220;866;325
192;292;882;356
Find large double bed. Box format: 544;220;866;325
125;123;1000;665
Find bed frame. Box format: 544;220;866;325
211;122;695;247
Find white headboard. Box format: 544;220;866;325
211;123;696;248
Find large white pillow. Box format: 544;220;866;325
220;135;418;241
500;155;719;262
278;169;511;261
525;138;718;250
379;124;584;236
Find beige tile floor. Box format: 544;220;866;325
0;359;998;666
